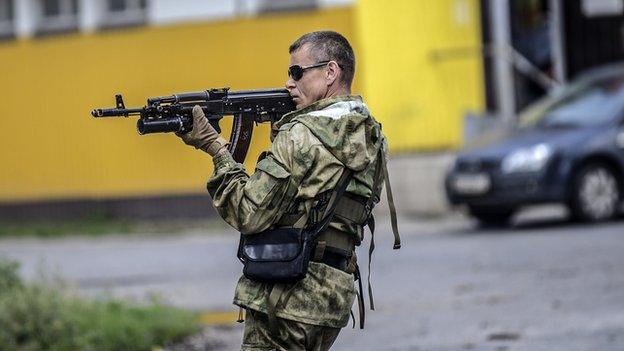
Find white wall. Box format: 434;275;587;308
149;0;354;25
149;0;236;25
14;0;37;37
318;0;353;7
80;0;105;32
10;0;355;38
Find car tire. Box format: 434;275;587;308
569;163;621;222
468;206;515;227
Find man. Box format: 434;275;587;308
177;31;398;350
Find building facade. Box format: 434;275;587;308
0;0;484;217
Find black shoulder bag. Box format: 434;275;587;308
237;169;353;284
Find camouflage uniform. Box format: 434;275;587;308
207;95;387;350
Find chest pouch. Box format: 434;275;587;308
237;168;352;284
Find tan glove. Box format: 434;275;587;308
178;105;229;156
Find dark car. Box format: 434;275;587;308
446;64;624;226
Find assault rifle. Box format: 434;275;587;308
91;88;295;163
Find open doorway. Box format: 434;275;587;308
480;0;624;116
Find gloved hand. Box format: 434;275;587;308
178;105;229;156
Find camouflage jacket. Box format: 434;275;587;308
207;95;387;328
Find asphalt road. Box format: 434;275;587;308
1;208;623;350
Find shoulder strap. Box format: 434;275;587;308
380;150;401;250
308;168;353;237
362;149;401;320
366;150;384;211
367;148;401;249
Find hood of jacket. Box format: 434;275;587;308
274;95;384;172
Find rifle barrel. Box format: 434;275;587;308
91;107;143;118
147;92;205;105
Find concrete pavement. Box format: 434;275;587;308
2;210;624;350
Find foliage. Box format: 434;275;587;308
0;257;22;292
0;218;134;238
0;217;229;238
0;258;201;351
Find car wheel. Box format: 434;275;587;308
569;163;621;222
468;206;515;227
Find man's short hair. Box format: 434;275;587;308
289;31;355;87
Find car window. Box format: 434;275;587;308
519;75;624;129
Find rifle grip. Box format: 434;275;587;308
209;119;222;134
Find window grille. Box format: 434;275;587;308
101;0;147;28
36;0;79;35
0;0;14;39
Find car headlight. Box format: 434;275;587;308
501;144;553;174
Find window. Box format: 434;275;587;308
0;0;14;39
101;0;147;28
257;0;317;14
519;75;624;129
36;0;79;35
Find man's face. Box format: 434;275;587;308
286;45;329;109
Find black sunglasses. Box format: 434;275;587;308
288;61;334;81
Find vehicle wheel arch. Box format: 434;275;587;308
565;153;624;201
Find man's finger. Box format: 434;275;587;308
192;105;205;121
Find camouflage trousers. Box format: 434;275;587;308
241;309;341;351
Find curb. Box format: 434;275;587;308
198;311;241;325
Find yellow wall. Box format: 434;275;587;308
0;2;487;202
355;0;485;152
0;8;358;201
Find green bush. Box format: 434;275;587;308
0;257;22;292
0;258;201;351
0;217;134;238
0;284;82;351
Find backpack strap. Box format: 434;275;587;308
365;147;401;250
314;168;353;232
309;168;353;261
362;148;402;314
363;149;384;312
380;150;401;250
366;215;376;311
267;283;286;337
354;264;366;329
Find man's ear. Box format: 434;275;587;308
325;61;340;86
